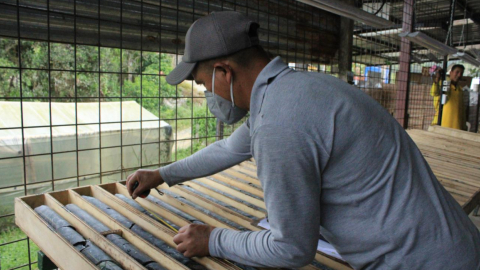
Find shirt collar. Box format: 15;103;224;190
254;56;289;86
249;56;290;126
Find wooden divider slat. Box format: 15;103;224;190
148;186;239;230
110;183;246;270
44;191;147;270
15;197;98;270
235;162;257;170
113;183;192;228
223;169;262;187
64;187;190;270
184;181;266;219
196;178;266;209
231;165;258;178
170;185;260;231
67;188;189;269
210;174;264;198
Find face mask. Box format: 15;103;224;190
204;68;247;124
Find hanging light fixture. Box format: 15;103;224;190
297;0;395;28
454;52;480;67
411;53;423;64
469;49;480;59
399;31;458;56
426;53;440;63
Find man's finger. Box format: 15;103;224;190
132;188;140;200
172;233;184;245
176;243;187;254
178;225;189;233
131;181;141;199
183;250;193;258
126;174;136;196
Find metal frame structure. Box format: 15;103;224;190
1;0;480;269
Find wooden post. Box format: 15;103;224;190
394;0;414;128
338;0;354;83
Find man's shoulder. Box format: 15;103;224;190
273;69;333;85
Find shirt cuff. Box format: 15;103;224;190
208;227;226;258
158;167;173;187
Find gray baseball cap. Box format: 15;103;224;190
166;11;260;85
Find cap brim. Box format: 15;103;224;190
166;61;197;85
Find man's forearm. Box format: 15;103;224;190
208;125;321;268
159;140;251;185
159;122;252;186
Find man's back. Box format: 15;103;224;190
159;57;479;269
255;68;480;269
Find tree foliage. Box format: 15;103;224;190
0;38;178;108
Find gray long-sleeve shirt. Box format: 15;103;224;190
159;57;480;269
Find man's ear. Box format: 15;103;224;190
213;62;233;85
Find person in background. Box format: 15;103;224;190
430;64;466;129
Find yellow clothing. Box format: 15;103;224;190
430;82;465;130
430;83;441;125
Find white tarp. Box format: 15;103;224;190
0;101;172;213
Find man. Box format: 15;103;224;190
127;11;480;269
430;65;466;129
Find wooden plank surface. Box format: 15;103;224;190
19;128;480;270
44;191;148;270
407;129;480;214
428;125;480;142
15;196;98;270
16;160;351;270
94;184;238;270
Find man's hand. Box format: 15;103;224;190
126;169;163;199
173;224;215;257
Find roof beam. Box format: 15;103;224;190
455;0;480;25
354;35;400;51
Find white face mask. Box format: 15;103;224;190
204;67;247;124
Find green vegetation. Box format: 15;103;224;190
0;226;40;270
468;67;480;78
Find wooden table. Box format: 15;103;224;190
407;127;480;214
17;126;479;270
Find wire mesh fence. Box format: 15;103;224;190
352;0;407;126
353;0;479;131
1;0;479;268
0;0;342;269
